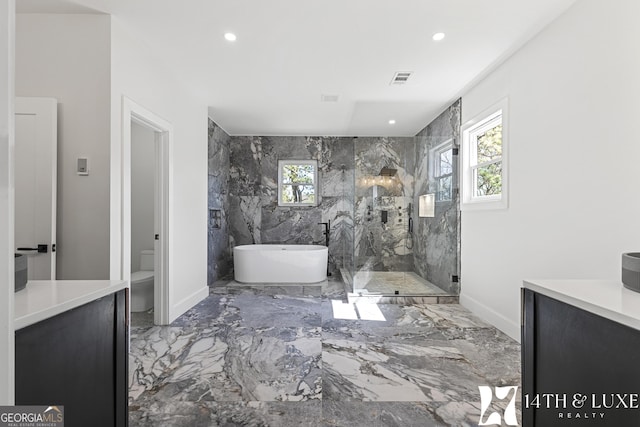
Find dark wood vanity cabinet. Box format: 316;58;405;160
522;288;640;426
15;289;129;427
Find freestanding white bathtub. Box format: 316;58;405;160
233;244;328;283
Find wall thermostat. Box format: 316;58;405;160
77;157;88;175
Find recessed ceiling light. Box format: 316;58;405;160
388;119;396;125
432;32;445;41
224;32;237;42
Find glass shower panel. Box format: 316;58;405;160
347;133;460;297
345;99;462;297
350;137;416;295
411;134;460;296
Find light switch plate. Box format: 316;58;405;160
77;157;88;175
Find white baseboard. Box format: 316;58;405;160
459;293;521;342
169;286;209;323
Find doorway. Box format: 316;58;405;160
14;97;57;281
121;97;172;325
130;122;156;324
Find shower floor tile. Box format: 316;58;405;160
352;271;450;295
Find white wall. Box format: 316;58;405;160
15;14;111;280
130;122;155;272
0;0;15;405
460;0;640;340
110;18;208;322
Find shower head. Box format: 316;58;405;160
379;167;397;177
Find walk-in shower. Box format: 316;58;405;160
342;100;462;298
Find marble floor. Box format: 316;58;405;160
129;278;521;426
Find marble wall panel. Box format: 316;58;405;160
260;205;323;245
228;195;262;246
260;136;311;199
210;100;465;294
317;137;355;273
229;136;263;197
353;195;414;272
355;137;415;198
220;120;461;292
208;119;231;284
316;137;355;198
321;196;354;272
412;99;461;294
353;138;416;273
227;136;355;275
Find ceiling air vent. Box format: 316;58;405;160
321;94;340;102
390;71;412;85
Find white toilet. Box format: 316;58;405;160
131;249;154;312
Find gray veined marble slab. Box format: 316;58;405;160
215;102;462;294
129;285;521;426
321;327;495;404
413;99;461;295
130;400;323;427
220;278;347;300
170;293;323;330
322;401;445;427
207;119;232;284
130;324;322;403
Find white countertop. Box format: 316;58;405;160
14;280;129;330
523;279;640;330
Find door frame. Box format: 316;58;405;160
1;0;15;405
120;97;172;325
15;97;57;280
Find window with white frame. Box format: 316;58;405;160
431;140;454;202
461;101;508;210
278;160;318;206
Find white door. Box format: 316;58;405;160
15;97;57;280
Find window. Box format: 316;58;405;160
461;100;508;210
431;139;454;202
278;160;318;206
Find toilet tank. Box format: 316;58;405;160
140;250;154;271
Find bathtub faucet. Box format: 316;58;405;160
318;221;331;276
318;221;330;247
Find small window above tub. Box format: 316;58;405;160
278;160;318;207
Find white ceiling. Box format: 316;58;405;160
17;0;577;136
